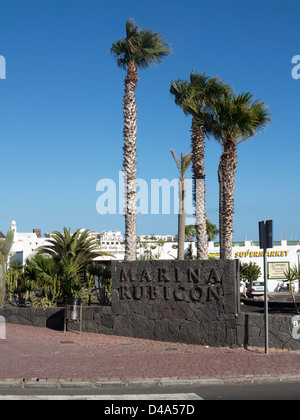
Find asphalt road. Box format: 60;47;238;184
1;381;300;400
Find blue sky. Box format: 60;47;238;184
0;0;299;241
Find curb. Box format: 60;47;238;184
1;375;300;389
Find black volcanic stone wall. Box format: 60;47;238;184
110;260;240;346
2;260;300;349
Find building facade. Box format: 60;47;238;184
8;221;49;266
6;222;300;292
96;231;300;292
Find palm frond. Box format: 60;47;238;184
111;19;172;69
170;148;180;173
170;71;232;132
209;91;271;146
170;79;191;112
171;149;191;177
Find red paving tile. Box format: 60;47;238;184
0;324;300;382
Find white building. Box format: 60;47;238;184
6;222;300;292
8;221;49;266
96;231;178;261
230;240;300;292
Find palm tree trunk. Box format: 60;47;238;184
191;118;208;260
219;140;237;260
218;160;223;259
123;62;139;261
290;282;299;314
178;177;186;260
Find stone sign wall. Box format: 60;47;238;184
1;259;300;349
110;260;240;346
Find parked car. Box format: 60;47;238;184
247;281;265;297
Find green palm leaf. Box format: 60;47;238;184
111;19;172;70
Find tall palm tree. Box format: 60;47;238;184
211;92;271;259
171;149;191;260
112;19;172;261
170;72;231;260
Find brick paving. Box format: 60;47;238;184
0;324;300;383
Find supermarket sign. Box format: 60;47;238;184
235;250;289;259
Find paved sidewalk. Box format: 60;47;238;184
0;324;300;387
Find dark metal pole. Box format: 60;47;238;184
263;248;269;354
259;219;273;354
